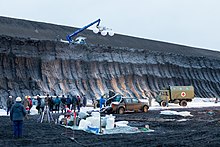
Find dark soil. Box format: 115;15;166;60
1;107;220;147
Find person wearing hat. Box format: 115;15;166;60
10;97;27;138
6;96;14;115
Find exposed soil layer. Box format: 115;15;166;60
0;16;220;106
1;107;220;147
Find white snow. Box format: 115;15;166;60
160;110;193;117
0;109;7;116
30;105;38;115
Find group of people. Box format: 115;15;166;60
7;95;32;115
6;93;88;138
35;94;87;114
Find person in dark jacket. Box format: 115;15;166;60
10;97;27;138
76;95;81;112
48;96;54;112
7;96;14;115
40;98;45;113
54;96;61;113
36;95;41;114
109;90;115;98
71;95;81;112
71;95;77;112
61;95;66;113
82;94;87;107
66;95;72;109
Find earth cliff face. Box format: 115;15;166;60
0;16;220;105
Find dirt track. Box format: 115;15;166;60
1;107;220;147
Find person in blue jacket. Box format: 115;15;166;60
66;95;72;109
10;97;27;138
99;94;106;109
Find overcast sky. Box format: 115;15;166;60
0;0;220;51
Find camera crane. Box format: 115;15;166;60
66;19;114;44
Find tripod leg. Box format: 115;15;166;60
47;108;50;123
50;112;54;122
40;108;45;123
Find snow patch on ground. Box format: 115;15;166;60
0;109;7;116
160;110;193;117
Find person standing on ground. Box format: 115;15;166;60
71;95;77;112
10;97;27;138
54;96;61;113
76;95;81;112
61;95;66;113
45;94;49;107
7;96;14;115
48;96;54;112
144;90;153;107
36;95;41;114
39;96;45;113
215;97;218;103
92;97;97;109
23;96;30;114
82;94;87;107
66;95;72;109
27;96;33;112
99;94;106;109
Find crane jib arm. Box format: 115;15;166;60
66;19;101;43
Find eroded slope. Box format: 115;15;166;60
0;16;220;106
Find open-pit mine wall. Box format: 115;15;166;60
0;16;220;106
0;35;220;105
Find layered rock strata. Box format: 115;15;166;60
0;16;220;106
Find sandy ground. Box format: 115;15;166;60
1;105;220;147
